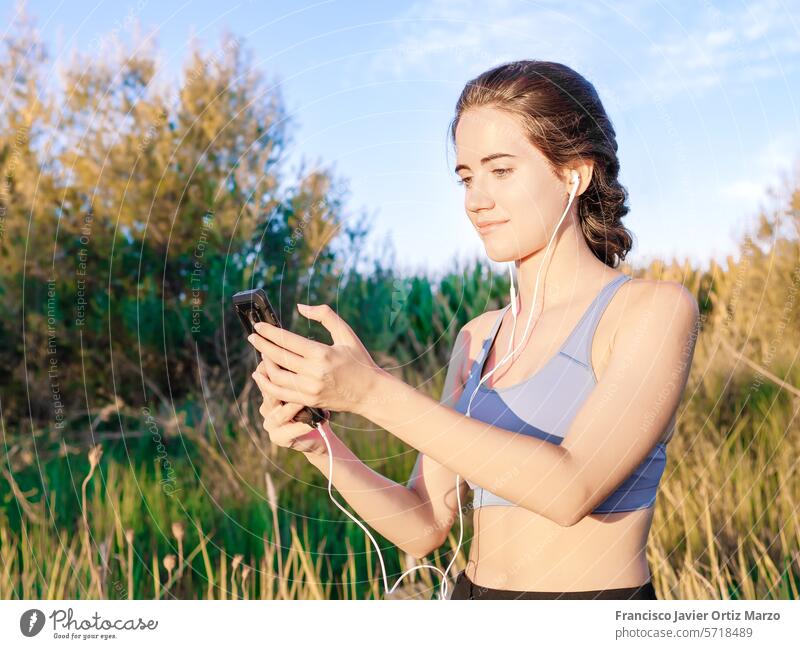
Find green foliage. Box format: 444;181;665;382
1;8;799;600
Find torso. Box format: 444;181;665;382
461;271;668;591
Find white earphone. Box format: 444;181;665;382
313;169;581;600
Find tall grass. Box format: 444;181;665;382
0;442;459;600
2;184;799;599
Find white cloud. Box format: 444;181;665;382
626;0;800;104
359;0;798;108
719;131;800;204
721;179;772;203
363;0;597;81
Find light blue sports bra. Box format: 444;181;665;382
454;273;668;514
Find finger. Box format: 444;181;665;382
252;370;287;405
296;303;353;345
259;394;283;418
255;356;282;383
287;437;314;453
251;321;327;359
268;420;313;446
277;401;307;424
288;430;327;453
247;333;313;375
256;357;317;396
283;429;324;453
251;367;313;405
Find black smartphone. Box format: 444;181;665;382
232;288;330;427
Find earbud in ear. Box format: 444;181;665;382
571;170;579;186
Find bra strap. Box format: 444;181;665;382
560;274;632;365
467;304;511;385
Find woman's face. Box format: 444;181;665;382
454;106;572;263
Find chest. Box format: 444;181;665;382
478;301;622;390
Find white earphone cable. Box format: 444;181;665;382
314;423;455;599
311;170;581;601
465;170;581;416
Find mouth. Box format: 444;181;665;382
477;220;509;235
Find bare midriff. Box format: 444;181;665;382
462;275;659;592
465;505;655;591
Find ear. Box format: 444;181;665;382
572;160;595;196
561;160;595;196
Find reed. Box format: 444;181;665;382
2;194;798;599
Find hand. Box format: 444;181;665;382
246;303;381;415
251;367;334;457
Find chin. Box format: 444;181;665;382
484;246;518;264
483;238;532;264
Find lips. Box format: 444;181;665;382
477;220;509;234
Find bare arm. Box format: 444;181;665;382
303;325;472;559
404;326;472;554
357;282;699;527
303;430;434;559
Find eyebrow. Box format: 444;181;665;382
454;153;517;174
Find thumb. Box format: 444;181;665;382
297;303;354;345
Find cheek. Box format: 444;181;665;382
509;179;563;230
488;202;554;254
505;188;532;220
502;219;539;251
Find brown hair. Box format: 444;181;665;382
449;60;633;268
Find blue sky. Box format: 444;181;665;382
10;0;800;277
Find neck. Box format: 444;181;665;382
512;217;608;318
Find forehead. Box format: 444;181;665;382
454;107;528;158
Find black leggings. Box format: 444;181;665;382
450;570;658;600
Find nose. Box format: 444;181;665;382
465;185;494;213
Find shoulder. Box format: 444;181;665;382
451;308;505;383
438;308;503;406
624;277;698;319
459;308;504;352
461;307;504;338
614;276;699;345
609;278;699;446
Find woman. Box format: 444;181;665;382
247;60;699;600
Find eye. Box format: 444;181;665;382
493;168;512;177
456;176;472;187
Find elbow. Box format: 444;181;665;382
558;508;585;527
557;458;590;527
399;541;428;561
408;540;440;561
406;529;446;561
556;490;590;527
418;533;447;559
520;498;583;527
